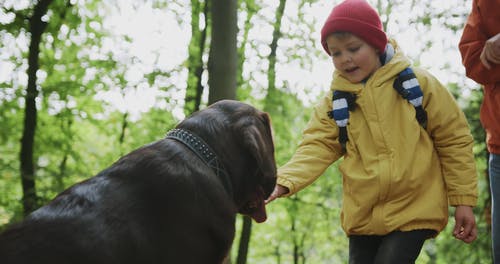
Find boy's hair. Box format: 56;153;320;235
329;31;353;40
320;0;387;55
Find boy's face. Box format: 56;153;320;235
325;33;382;83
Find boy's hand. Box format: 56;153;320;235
453;205;477;243
480;33;500;69
265;184;289;204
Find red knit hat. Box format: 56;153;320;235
320;0;387;55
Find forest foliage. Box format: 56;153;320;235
0;0;492;263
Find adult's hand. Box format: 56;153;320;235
480;33;500;69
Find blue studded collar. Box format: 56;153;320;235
166;128;233;196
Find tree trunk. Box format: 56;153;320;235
55;118;72;191
235;0;287;263
233;1;259;263
292;214;299;264
185;0;209;114
236;216;252;264
376;0;392;31
236;0;257;92
207;0;237;103
118;112;129;156
20;0;53;216
208;1;237;262
264;0;286;113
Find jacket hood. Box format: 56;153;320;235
329;39;411;93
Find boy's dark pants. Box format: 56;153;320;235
349;229;435;264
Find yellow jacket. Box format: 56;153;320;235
277;41;478;236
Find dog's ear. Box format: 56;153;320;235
241;113;276;180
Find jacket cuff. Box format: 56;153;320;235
448;195;477;207
277;177;295;197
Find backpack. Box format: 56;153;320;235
327;67;427;153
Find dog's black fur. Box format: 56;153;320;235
0;100;277;264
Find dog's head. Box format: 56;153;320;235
178;100;277;223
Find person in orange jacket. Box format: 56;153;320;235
459;0;500;262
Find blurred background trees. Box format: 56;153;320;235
0;0;490;262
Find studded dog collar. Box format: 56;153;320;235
166;128;233;196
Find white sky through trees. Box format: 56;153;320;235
0;0;478;120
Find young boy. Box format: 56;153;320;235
266;0;478;263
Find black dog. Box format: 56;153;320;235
0;100;277;264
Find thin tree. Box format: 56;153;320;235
234;1;259;263
19;0;54;216
264;0;287;113
236;0;287;264
236;0;257;92
184;0;209;114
